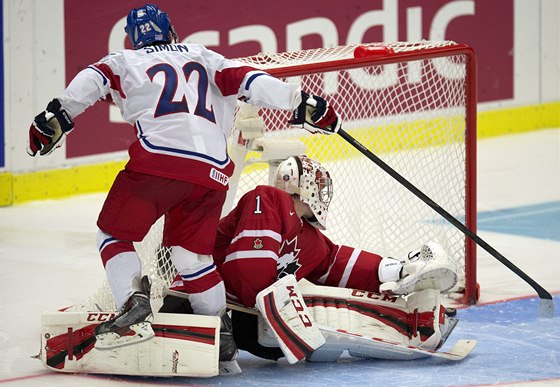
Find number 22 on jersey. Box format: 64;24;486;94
146;62;216;123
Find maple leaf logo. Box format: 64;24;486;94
277;236;302;278
253;237;263;249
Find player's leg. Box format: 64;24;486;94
94;171;189;348
163;186;238;363
168;247;225;315
94;229;154;349
378;241;458;295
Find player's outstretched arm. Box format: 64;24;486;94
289;91;341;135
27;98;74;156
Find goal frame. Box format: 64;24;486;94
67;42;479;314
238;43;478;305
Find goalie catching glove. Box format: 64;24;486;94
378;242;459;295
27;98;74;156
290;91;341;135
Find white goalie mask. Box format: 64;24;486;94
274;155;333;230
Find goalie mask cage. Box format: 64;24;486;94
70;41;477;314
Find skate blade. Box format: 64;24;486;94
436;317;459;350
219;360;242;375
94;321;155;350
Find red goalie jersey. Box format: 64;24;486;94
172;185;384;307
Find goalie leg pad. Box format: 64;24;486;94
299;280;455;355
255;275;326;364
41;311;221;377
159;290;241;375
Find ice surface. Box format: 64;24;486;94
0;129;558;386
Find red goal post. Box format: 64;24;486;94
232;41;478;305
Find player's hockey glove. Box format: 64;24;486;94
290;91;341;135
27;98;74;156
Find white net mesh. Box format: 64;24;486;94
69;41;476;312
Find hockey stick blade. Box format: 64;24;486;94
319;325;476;361
336;128;554;317
428;339;477;361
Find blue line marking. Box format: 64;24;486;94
477;201;560;241
99;236;117;251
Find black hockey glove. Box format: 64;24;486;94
290;91;341;135
27;98;74;156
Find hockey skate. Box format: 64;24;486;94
95;276;154;350
218;309;241;375
379;242;458;295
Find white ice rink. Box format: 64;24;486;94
0;128;559;386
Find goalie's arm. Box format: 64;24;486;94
310;242;384;292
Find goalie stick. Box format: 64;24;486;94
335;127;554;318
318;326;476;361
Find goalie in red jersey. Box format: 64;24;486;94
162;155;461;362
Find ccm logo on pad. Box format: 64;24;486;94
87;312;117;322
286;285;313;327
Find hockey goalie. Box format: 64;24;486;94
160;155;474;365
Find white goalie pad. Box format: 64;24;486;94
251;280;464;362
40;311;220;377
255;275;326;364
296;279;449;361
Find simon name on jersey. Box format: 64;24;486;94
143;44;189;54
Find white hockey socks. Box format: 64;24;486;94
170;246;226;316
97;229;143;309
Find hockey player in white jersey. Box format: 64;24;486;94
27;3;340;359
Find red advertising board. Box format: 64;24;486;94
64;0;513;158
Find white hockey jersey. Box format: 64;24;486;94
58;43;301;190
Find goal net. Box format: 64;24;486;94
70;40;478;313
